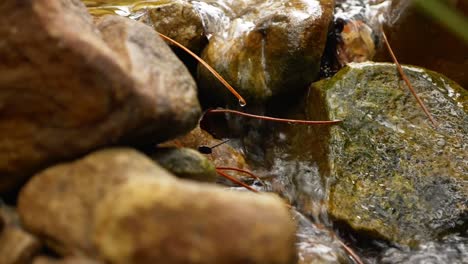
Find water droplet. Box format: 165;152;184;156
239;99;247;107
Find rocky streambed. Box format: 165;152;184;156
0;0;466;264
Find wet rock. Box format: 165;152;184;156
0;206;42;264
198;0;335;103
151;147;218;182
138;0;206;53
93;174;297;264
85;0;206;52
380;234;468;264
18;148;174;256
320;0;391;76
33;256;102;264
294;210;353;264
0;0;201;194
95;14;201;138
375;0;468;88
308;62;467;246
161;126;250;172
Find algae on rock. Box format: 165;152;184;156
308;62;467;246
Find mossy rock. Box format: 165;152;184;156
151;147;218;182
308;62;467;246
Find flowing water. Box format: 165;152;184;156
81;1;467;263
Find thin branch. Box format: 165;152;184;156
216;167;263;182
206;109;342;125
157;32;247;106
216;169;258;193
339;240;365;264
381;28;437;127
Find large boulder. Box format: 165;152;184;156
94;174;297;264
308;62;467;246
198;0;335;103
17;148;172;256
18;148;297;263
0;0;200;194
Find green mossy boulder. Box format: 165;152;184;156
308;62;467;246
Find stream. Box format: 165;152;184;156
81;1;467;263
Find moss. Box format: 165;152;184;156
310;62;467;246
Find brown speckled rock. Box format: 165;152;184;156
93;177;297;264
18;148;174;256
0;0;200;194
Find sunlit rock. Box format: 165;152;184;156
198;0;335;103
0;0;200;194
94;172;297;264
18;148;172;256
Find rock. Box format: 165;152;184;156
93;175;297;264
18;147;296;263
85;0;206;53
138;0;206;53
0;205;42;264
96;15;201;138
308;62;467;246
32;256;102;264
0;204;20;227
198;0;335;103
18;148;174;256
0;227;42;264
161;126;250;174
320;0;391;77
0;0;201;194
375;0;468;88
151;147;218;182
294;210;353;264
380;234;468;264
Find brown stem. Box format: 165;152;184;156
216;169;258;193
207;109;342;125
381;28;437;127
216;167;263;182
157;32;247;106
339;240;364;264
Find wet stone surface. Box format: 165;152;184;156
0;0;201;194
150;147;218;182
198;0;335;103
309;62;467;246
